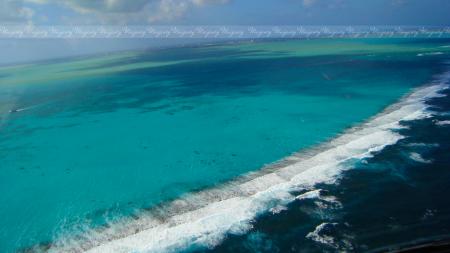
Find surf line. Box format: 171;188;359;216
43;72;449;253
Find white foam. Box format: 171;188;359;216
269;205;288;214
406;142;439;148
0;91;21;129
9;106;33;113
306;223;339;248
44;72;449;253
435;120;450;126
409;152;432;164
417;52;444;57
296;189;322;200
296;189;342;209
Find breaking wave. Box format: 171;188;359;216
36;72;449;253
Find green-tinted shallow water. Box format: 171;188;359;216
0;39;449;252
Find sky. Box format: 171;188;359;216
1;0;449;26
0;0;450;64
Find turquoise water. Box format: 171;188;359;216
0;39;449;252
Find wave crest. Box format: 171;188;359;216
41;72;449;253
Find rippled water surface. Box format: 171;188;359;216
0;39;449;252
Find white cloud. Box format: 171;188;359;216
391;0;408;6
302;0;317;7
0;0;229;24
55;0;151;13
192;0;229;6
147;0;189;23
0;0;34;23
301;0;345;9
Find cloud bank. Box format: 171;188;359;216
0;0;230;24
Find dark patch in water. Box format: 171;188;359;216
198;67;450;252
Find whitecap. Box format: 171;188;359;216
409;152;432;164
269;205;287;214
434;120;450;126
306;223;339;248
406;142;439;148
296;189;342;209
296;189;322;200
421;209;436;220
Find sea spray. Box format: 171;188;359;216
42;73;450;253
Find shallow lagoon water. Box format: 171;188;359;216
0;39;449;252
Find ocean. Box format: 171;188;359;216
0;38;449;252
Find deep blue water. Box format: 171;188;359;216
204;72;450;253
1;39;450;252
